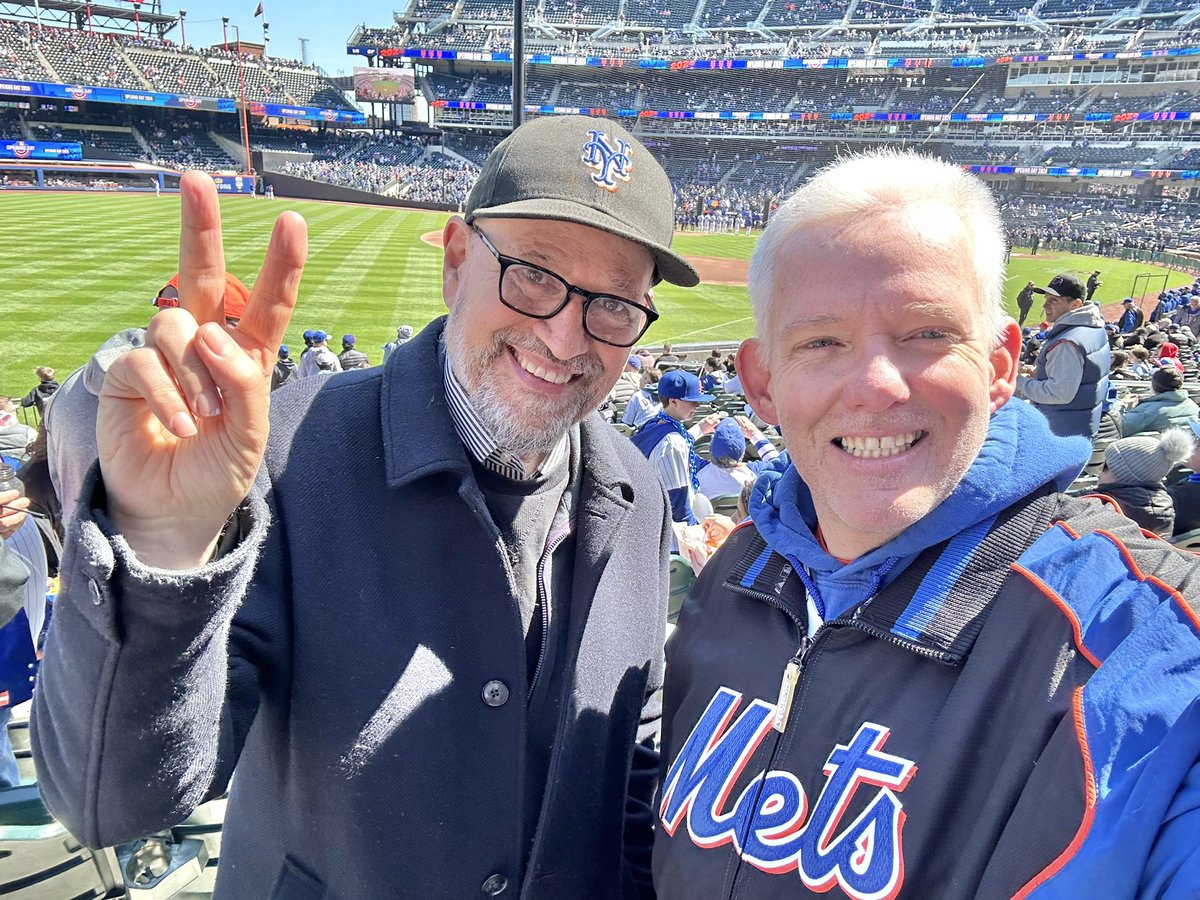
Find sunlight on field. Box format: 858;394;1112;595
0;192;1192;397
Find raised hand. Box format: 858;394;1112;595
98;171;307;569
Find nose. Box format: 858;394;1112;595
533;292;595;362
843;344;910;412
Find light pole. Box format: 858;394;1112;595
178;9;186;47
221;16;229;51
233;25;253;179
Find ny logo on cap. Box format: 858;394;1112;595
581;129;633;192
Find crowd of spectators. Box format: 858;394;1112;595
0;19;353;111
1002;190;1200;258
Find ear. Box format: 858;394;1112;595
737;338;780;425
989;320;1022;415
442;216;471;311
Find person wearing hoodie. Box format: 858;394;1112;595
1119;365;1199;436
271;345;298;391
654;151;1200;900
19;367;59;417
1016;273;1111;439
43;271;249;534
1098;427;1195;536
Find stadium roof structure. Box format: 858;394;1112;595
0;0;177;38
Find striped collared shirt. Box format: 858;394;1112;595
443;350;568;482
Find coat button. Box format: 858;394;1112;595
481;680;509;707
481;873;508;895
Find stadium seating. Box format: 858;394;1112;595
35;26;143;88
542;0;622;26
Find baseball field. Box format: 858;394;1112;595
0;191;1194;404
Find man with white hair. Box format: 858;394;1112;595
654;151;1200;899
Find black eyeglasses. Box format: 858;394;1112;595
472;225;659;348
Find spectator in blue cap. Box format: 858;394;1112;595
631;369;723;524
300;330;317;370
696;416;781;502
300;330;341;378
338;334;370;371
1116;298;1142;333
271;345;298;391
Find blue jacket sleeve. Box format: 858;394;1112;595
667;486;697;525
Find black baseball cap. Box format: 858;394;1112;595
464;115;699;288
1033;274;1085;301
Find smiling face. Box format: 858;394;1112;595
442;215;655;459
738;204;1021;560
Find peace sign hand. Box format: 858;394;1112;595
98;171;307;569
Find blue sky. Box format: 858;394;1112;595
173;0;397;76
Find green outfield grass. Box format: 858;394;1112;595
0;192;1194;404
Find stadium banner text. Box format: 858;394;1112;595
347;43;1199;69
429;100;1199;124
0;79;235;112
211;175;257;194
1;140;82;161
0;80;366;125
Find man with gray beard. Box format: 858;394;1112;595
32;115;698;898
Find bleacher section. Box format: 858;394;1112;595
124;46;229;96
542;0;622;25
0;18;354;113
0;18;48;81
35;27;143;88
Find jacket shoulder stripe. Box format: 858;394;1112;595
893;513;997;642
1011;562;1102;668
740;545;775;589
1012;687;1097;900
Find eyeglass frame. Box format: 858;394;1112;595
470;224;660;348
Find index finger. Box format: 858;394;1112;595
178;170;227;327
232;210;308;365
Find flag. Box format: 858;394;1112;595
253;2;263;15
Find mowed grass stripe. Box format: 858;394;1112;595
2;193;1194;399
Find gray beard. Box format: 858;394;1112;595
444;316;607;460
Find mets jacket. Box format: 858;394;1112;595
654;400;1200;900
32;319;671;900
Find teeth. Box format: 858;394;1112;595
514;349;572;385
838;432;922;459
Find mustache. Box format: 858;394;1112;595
495;328;606;379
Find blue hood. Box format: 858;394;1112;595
748;399;1090;621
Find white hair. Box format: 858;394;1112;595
748;149;1009;345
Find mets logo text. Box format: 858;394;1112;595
581;129;632;191
660;688;917;900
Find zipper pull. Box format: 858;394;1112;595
773;636;811;734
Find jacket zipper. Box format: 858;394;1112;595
772;635;811;733
827;592;957;663
528;520;571;703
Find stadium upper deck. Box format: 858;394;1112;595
0;18;357;117
350;0;1199;60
